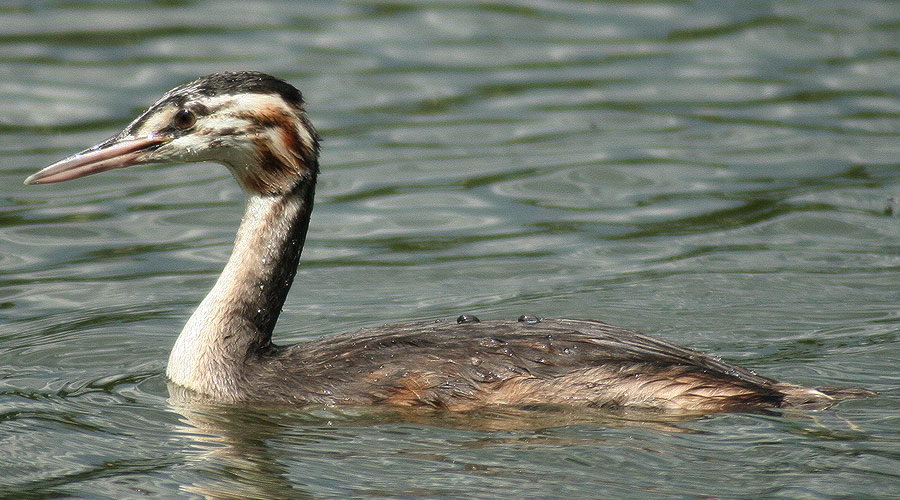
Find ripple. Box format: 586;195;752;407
2;1;899;498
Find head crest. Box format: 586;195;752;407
163;72;305;109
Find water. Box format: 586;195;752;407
2;1;899;498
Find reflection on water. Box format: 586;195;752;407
2;0;900;498
173;406;311;500
169;392;877;500
168;390;705;500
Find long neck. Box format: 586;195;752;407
166;178;316;399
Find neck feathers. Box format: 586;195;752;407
166;178;316;399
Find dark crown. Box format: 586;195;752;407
163;71;306;108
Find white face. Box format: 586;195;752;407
131;94;278;164
121;92;319;194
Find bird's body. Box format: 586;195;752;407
26;72;872;413
172;317;827;412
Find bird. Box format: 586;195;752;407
24;71;872;412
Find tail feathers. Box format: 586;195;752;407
777;384;876;409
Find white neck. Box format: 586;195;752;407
166;181;314;399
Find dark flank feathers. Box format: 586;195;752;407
232;318;872;411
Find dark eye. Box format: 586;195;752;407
173;109;196;129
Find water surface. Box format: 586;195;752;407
2;1;899;498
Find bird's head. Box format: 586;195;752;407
25;72;320;195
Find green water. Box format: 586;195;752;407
2;1;899;498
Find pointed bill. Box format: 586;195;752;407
24;134;169;185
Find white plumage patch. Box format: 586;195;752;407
130;91;317;194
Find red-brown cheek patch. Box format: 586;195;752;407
279;123;300;162
233;105;318;194
242;141;295;194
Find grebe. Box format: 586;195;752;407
25;72;871;412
